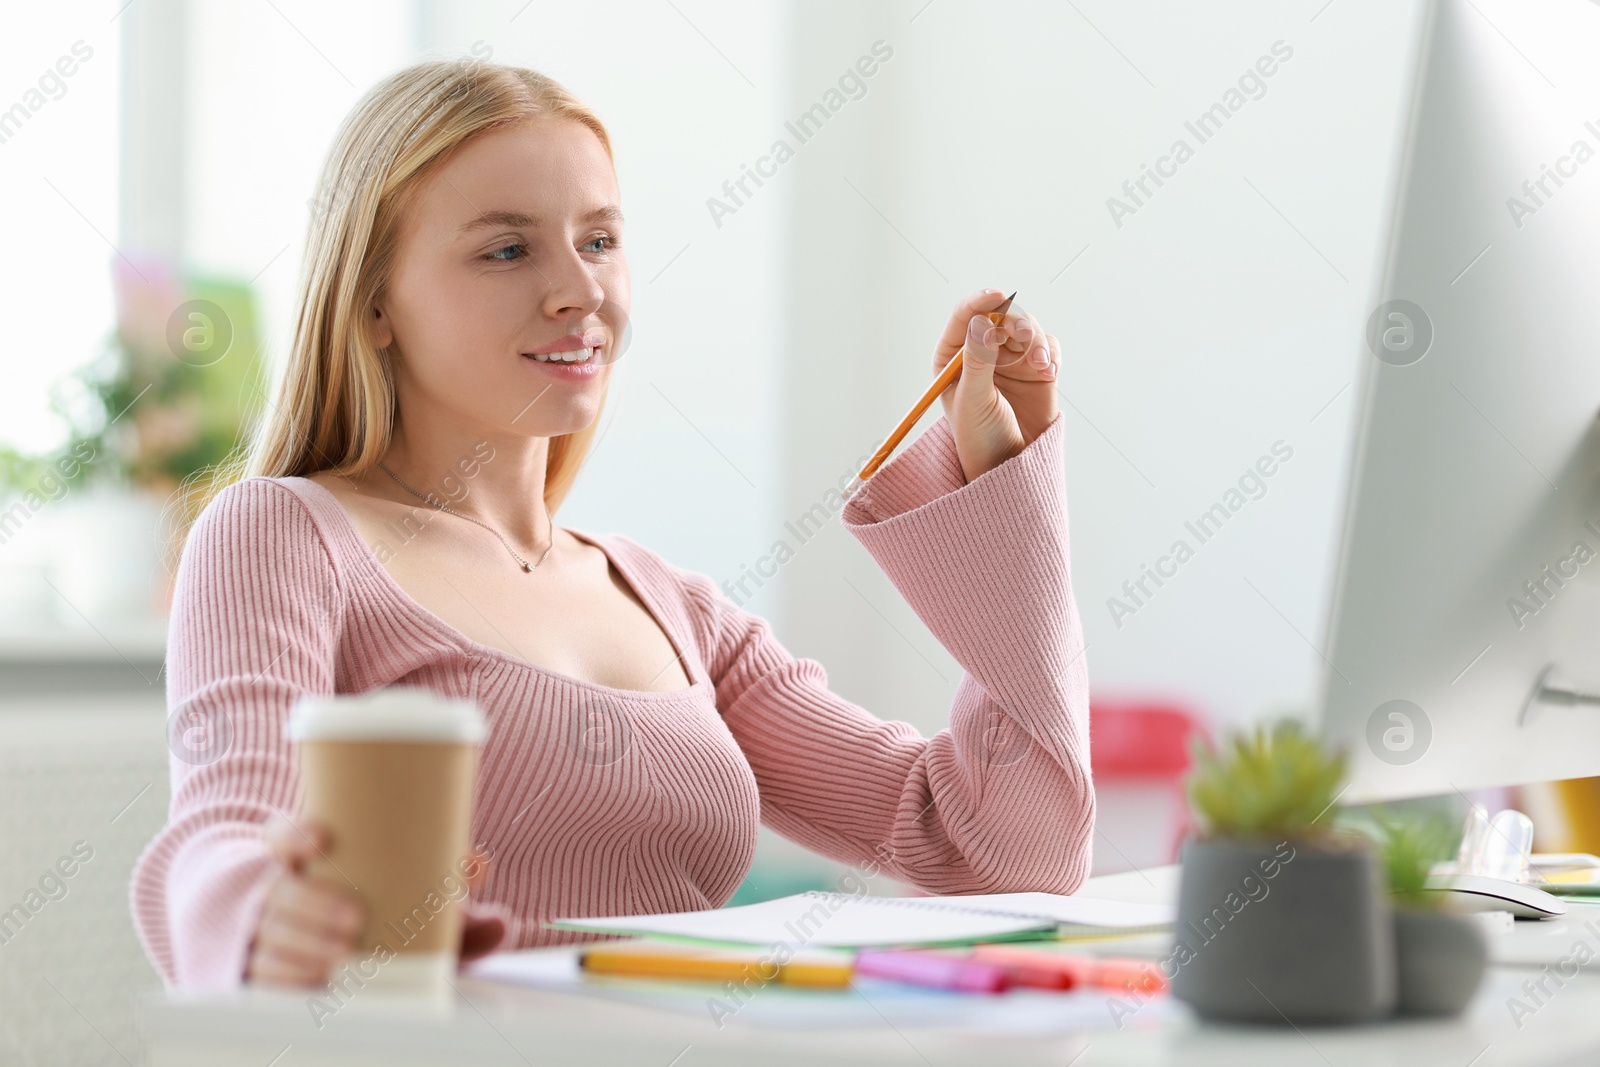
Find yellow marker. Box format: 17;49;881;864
579;943;852;988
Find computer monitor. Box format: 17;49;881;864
1318;0;1600;802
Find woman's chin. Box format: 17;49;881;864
494;378;605;436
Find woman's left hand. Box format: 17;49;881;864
935;288;1061;484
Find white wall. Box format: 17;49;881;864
412;0;1430;738
184;0;415;393
0;4;122;452
774;0;1427;736
20;0;1434;735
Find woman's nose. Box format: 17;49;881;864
539;249;606;317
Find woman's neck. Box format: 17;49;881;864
371;422;554;554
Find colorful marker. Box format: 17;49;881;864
970;944;1167;993
579;944;852;988
852;949;1011;993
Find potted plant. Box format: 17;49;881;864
1371;813;1488;1015
1168;718;1397;1024
0;258;263;618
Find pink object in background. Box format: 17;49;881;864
1088;700;1208;871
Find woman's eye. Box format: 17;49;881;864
582;234;616;254
486;243;524;262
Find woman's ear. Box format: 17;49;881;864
371;304;394;349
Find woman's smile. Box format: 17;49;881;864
520;325;610;378
520;346;606;379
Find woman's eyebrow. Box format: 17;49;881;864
456;205;625;236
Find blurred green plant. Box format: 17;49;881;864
0;268;263;505
1187;718;1349;842
1366;811;1457;909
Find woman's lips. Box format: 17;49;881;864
520;347;605;378
526;328;607;356
523;346;595;364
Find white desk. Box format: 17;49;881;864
142;866;1600;1066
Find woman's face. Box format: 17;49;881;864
371;115;627;441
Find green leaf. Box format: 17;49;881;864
1185;717;1349;840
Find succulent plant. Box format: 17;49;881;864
1186;718;1349;841
1369;812;1457;909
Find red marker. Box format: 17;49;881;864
970;945;1167;993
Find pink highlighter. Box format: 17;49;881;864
852;949;1012;994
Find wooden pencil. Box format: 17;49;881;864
854;291;1016;484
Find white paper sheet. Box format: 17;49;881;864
548;890;1175;949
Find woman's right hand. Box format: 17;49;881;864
244;814;365;987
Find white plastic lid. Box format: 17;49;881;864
288;687;487;744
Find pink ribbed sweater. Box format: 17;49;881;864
130;411;1092;990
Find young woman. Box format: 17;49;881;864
130;58;1091;991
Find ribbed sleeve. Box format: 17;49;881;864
129;478;342;990
701;411;1094;893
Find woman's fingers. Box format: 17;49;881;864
463;849;493;891
246;814;368;989
264;875;364;941
991;324;1058;382
934;288;1012;374
999;310;1034;351
254;908;352;974
248;951;330;988
264;814;329;871
248;874;364;987
983;307;1047;375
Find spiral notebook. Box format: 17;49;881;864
549;891;1173;949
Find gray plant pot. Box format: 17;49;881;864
1393;907;1488;1016
1169;836;1398;1024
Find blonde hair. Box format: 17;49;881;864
171;58;615;560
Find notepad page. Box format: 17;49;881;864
952;893;1175;928
551;893;1054;948
550;891;1174;948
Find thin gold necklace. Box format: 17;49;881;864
375;459;554;573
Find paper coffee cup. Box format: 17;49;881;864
288;687;487;999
